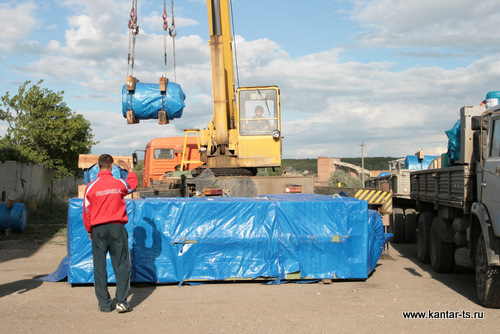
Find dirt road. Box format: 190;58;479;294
0;237;497;333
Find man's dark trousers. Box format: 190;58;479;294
91;223;131;311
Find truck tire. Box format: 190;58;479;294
390;207;405;243
404;208;417;243
430;216;455;273
475;232;500;308
417;211;433;263
454;247;473;273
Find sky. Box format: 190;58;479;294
1;0;500;161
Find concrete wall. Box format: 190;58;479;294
0;161;82;201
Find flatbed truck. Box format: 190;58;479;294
410;105;500;308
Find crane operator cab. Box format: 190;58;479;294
239;88;279;137
199;86;282;173
235;86;281;168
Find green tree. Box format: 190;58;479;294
0;80;97;178
327;169;363;188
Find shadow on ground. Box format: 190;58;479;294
390;242;477;305
0;275;47;298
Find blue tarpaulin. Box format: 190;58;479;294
0;203;27;232
446;119;461;163
83;163;128;185
47;194;385;284
122;82;186;121
404;155;437;170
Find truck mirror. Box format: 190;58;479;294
132;152;138;166
471;116;488;131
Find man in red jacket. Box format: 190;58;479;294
83;154;138;313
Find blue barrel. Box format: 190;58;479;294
0;203;28;232
122;82;186;121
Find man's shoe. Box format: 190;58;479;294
116;301;133;313
99;306;113;313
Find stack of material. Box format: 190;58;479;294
53;194;386;284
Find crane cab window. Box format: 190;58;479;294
490;119;500;158
238;89;279;136
154;148;175;160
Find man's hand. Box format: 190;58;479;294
116;160;132;172
88;232;92;241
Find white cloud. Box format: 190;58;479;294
351;0;500;51
0;2;39;56
4;0;500;162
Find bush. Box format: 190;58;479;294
327;170;363;188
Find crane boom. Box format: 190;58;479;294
207;0;234;147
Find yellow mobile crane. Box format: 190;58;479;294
199;0;281;175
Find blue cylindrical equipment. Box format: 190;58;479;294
122;82;186;120
0;203;28;232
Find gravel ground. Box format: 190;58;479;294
0;236;497;333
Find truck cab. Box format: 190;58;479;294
476;107;500;237
142;137;202;187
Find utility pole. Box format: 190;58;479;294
361;141;365;187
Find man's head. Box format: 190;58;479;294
255;105;264;116
98;154;114;171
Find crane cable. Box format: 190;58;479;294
127;0;139;77
163;0;177;82
169;0;177;82
162;0;168;79
229;0;240;88
162;0;177;120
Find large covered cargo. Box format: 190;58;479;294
61;194;385;284
122;82;186;121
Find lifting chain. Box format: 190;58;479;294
127;0;139;77
163;0;177;82
162;0;169;80
170;0;177;82
125;0;177;122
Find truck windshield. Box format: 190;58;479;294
154;148;174;160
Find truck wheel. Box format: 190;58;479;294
404;208;417;243
475;232;500;308
390;207;405;243
430;216;455;273
417;211;433;263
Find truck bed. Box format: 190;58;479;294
365;170;412;199
409;166;474;213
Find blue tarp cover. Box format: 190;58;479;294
446;119;461;163
404;155;437;170
122;82;186;120
0;203;27;232
54;194;385;284
84;163;129;185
